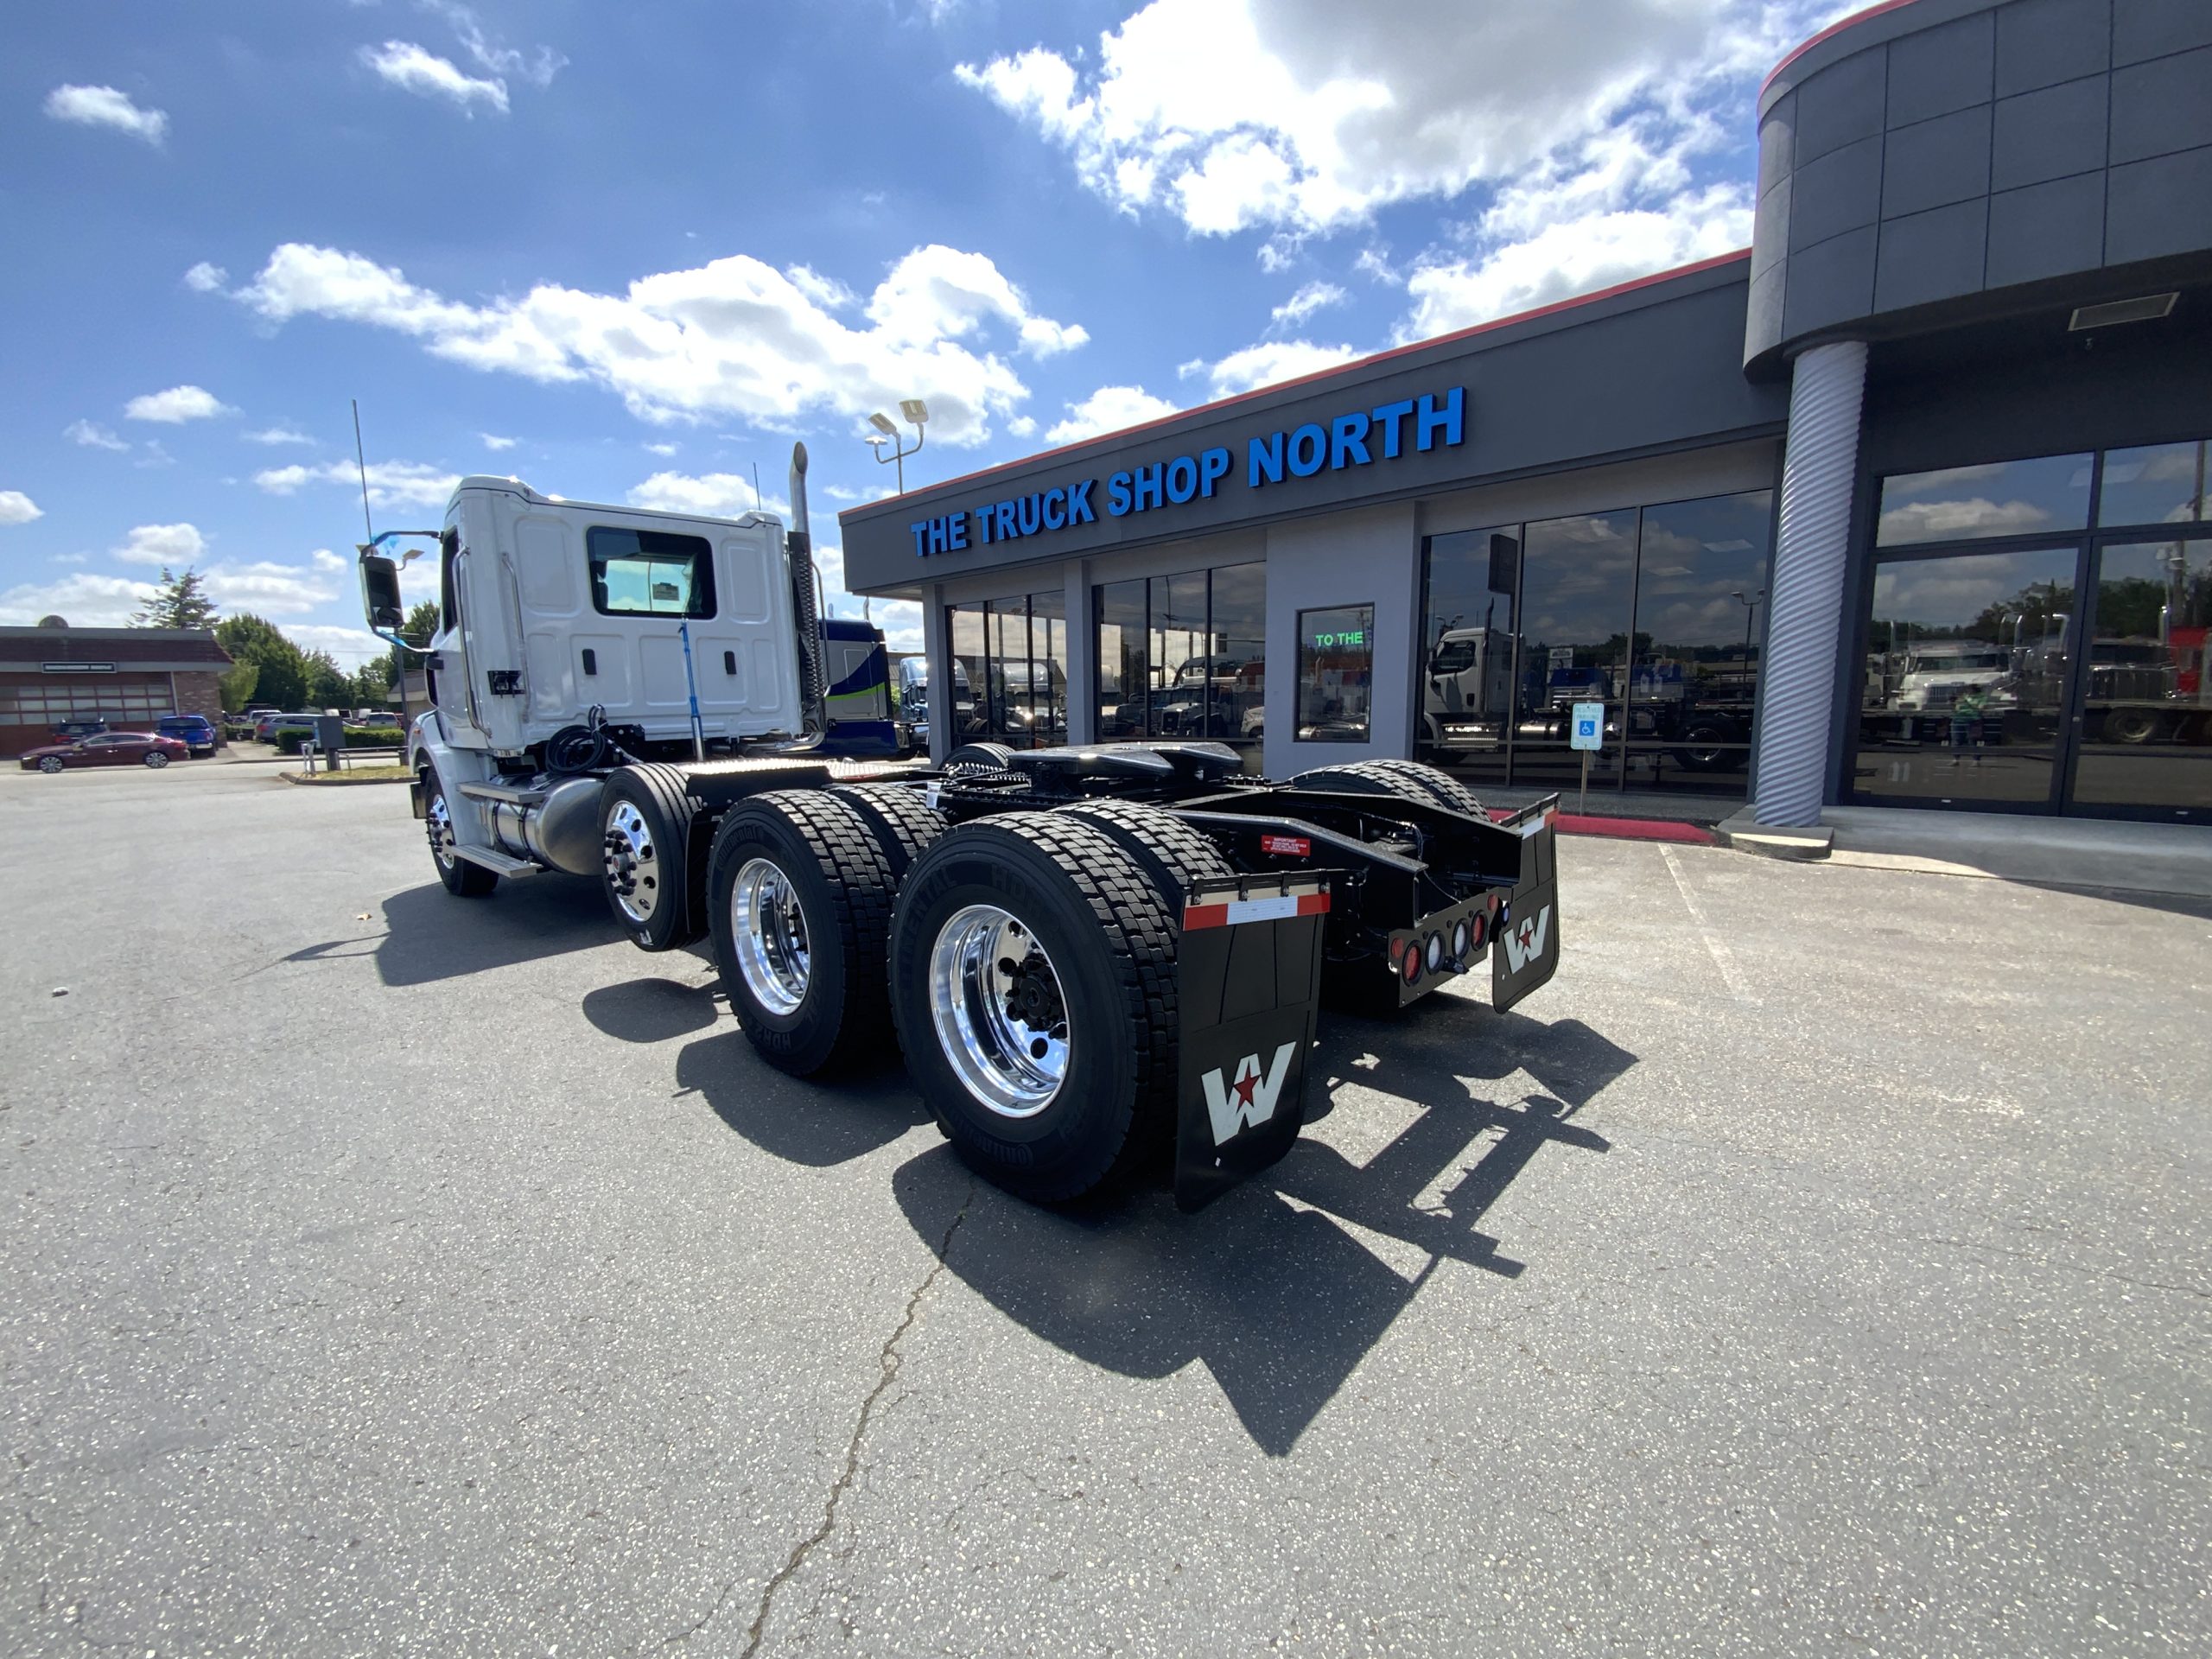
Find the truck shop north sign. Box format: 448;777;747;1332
906;385;1467;557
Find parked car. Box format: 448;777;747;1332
254;712;320;741
156;714;218;756
19;731;189;772
356;711;402;729
48;717;109;741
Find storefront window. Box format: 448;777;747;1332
947;589;1065;750
1418;524;1518;785
1875;454;2092;547
2070;537;2212;811
1090;563;1266;766
1854;547;2077;805
2098;440;2209;529
1627;492;1774;782
1514;510;1637;790
1297;605;1374;742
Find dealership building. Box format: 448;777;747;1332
0;623;232;758
841;0;2212;823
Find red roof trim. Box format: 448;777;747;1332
838;247;1753;523
1762;0;1924;94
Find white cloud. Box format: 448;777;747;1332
626;472;787;519
0;491;44;525
1353;247;1401;285
254;458;461;508
1004;415;1038;439
231;240;1085;445
200;561;340;617
113;523;208;566
44;84;168;144
310;549;349;572
1270;280;1347;327
124;385;236;423
955;2;1828;238
643;441;678;456
419;1;567;88
283;623;389;666
1188;339;1362;398
136;440;176;469
1044;385;1180;446
1876;499;2055;543
67;420;130;451
244;425;314;446
183;262;228;293
52;553;88;567
480;432;518;450
359;41;509;113
0;573;147;627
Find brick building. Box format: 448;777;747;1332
0;622;233;757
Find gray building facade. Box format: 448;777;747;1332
842;0;2212;823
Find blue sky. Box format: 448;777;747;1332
0;0;1851;658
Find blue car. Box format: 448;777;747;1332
156;714;218;757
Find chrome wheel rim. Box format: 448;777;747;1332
928;905;1070;1118
427;791;458;870
730;857;810;1015
145;752;168;767
602;800;660;925
39;757;62;773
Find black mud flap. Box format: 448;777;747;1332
1173;874;1331;1213
1492;797;1562;1013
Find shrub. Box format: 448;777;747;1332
270;726;408;755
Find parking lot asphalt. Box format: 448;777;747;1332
2;761;2207;1656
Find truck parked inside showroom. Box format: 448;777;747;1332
357;447;1563;1210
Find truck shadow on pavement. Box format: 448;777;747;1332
675;1028;932;1166
893;998;1635;1457
372;877;616;987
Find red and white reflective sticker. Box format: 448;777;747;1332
1516;807;1555;839
1259;833;1312;856
1183;890;1332;931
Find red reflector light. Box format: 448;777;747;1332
1260;834;1312;856
1401;949;1421;985
1468;912;1486;948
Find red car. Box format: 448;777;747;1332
18;731;189;772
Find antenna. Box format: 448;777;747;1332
752;462;764;514
351;399;374;541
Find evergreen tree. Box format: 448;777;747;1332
215;613;310;710
131;567;219;630
400;601;440;646
302;649;353;710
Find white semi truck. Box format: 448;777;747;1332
359;446;1563;1209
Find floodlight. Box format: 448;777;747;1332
900;398;930;425
868;411;899;435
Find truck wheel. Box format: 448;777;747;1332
890;814;1183;1204
709;791;897;1076
946;741;1018;773
1670;721;1737;772
830;781;949;877
600;764;706;950
423;772;497;897
1356;758;1491;819
1293;759;1492;820
1059;801;1233;900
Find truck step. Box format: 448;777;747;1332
458;782;549;807
452;844;540;876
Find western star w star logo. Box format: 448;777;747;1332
1502;905;1552;972
1200;1043;1296;1145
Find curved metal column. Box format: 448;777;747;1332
1754;340;1867;827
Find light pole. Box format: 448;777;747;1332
1730;589;1764;674
867;399;929;493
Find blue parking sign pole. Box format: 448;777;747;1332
1569;699;1605;816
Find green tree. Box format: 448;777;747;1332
353;650;395;707
302;648;352;710
218;661;260;714
215;613;309;710
400;601;440;647
131;567;219;630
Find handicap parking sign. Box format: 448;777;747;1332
1570;701;1604;752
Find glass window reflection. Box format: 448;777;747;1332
1628;492;1773;779
2098;440;2209;530
2070;537;2212;810
1875;454;2092;546
1514;510;1637;790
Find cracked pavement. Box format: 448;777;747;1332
2;762;2208;1656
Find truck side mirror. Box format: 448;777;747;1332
360;554;405;632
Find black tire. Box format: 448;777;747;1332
889;814;1185;1204
1670;721;1741;773
600;763;707;950
1357;758;1491;819
829;781;949;878
709;791;898;1076
423;772;497;898
1058;800;1234;905
946;741;1018;772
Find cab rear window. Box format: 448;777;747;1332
588;527;716;619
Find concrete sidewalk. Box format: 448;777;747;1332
1723;803;2212;897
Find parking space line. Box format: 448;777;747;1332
1660;846;1758;1005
